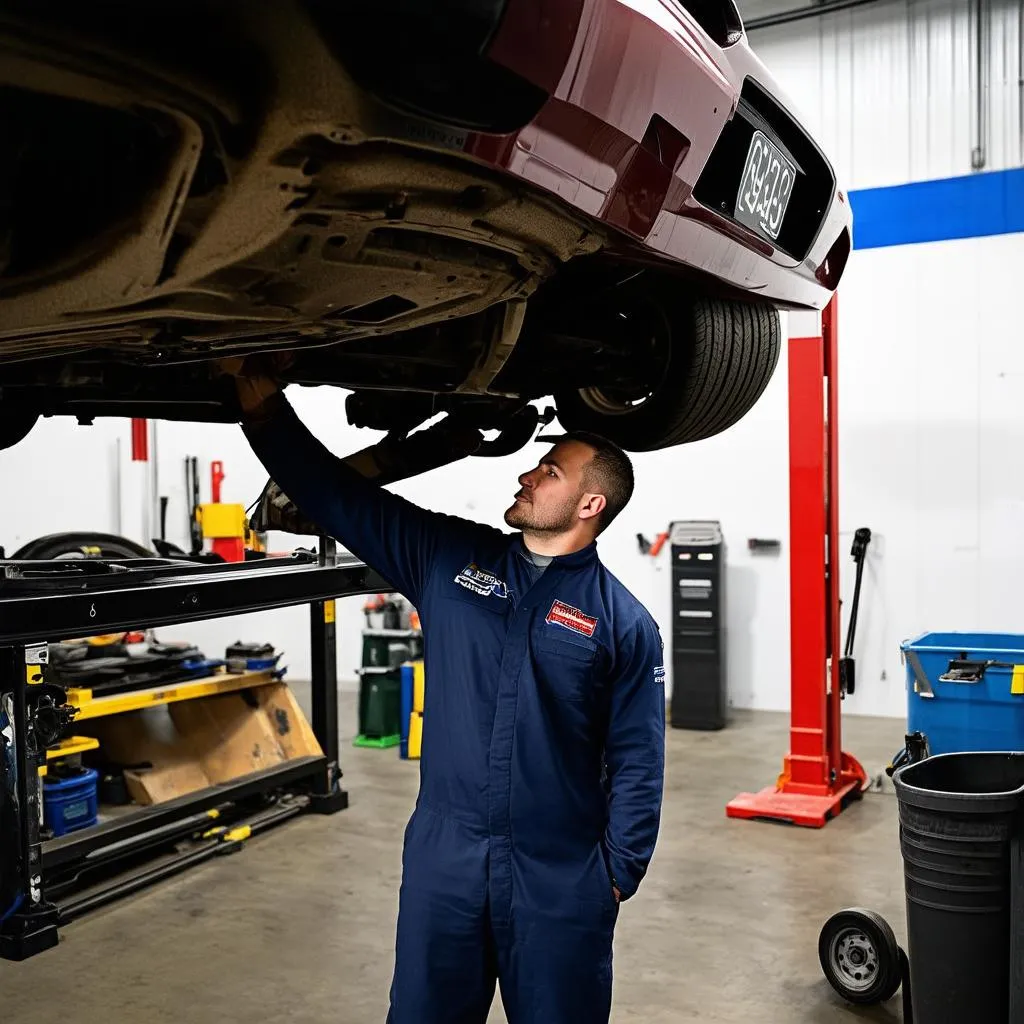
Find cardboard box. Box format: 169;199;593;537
169;691;288;783
255;683;322;760
124;761;212;806
82;683;320;805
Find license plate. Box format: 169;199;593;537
735;130;796;241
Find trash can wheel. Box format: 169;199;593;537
819;908;903;1005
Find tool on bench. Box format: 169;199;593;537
225;641;283;674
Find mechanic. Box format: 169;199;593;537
224;362;666;1024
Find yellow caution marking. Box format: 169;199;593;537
1012;665;1024;696
224;825;252;843
408;710;423;759
206;808;221;819
324;600;336;624
413;660;425;714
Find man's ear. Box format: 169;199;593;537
579;493;607;523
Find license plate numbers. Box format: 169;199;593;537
735;130;796;242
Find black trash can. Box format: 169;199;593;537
893;752;1024;1023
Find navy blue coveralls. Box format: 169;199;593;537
244;403;666;1023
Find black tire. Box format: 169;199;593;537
11;532;152;560
819;908;903;1005
0;411;39;450
554;294;780;452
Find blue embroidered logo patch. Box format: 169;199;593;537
654;666;666;685
454;562;508;599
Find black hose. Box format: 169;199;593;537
844;556;867;658
844;528;872;659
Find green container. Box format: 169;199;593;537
361;630;423;668
355;666;402;747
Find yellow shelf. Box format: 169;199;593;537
66;668;278;722
46;735;100;760
38;735;101;776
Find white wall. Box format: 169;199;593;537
836;231;1024;718
750;0;1024;188
745;0;1024;717
0;418;128;553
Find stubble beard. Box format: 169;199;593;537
504;493;581;536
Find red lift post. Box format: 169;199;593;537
726;296;868;828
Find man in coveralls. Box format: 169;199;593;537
228;366;666;1023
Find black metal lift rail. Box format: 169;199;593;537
0;545;389;961
0;553;390;643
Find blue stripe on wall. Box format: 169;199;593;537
848;167;1024;249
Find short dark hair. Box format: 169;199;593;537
552;430;634;534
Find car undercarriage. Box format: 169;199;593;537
0;0;844;456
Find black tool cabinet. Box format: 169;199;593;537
668;520;726;731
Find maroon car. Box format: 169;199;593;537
0;0;851;458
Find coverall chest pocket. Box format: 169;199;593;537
535;632;600;702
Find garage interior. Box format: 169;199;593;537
3;0;1024;1021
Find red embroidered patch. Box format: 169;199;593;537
546;600;598;638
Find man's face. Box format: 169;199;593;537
504;440;596;534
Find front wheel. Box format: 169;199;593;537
554;294;780;451
819;908;904;1006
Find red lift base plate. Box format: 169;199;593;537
725;780;864;829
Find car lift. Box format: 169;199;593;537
0;543;388;960
726;296;869;828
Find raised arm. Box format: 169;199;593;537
234;374;466;607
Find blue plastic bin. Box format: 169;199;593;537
43;767;99;837
902;632;1024;754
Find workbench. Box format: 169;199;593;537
0;546;389;961
36;667;278;777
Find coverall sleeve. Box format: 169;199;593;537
241;397;469;607
603;614;666;900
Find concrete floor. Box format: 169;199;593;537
2;690;909;1023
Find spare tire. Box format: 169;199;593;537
554;294;780;452
12;532;152;560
